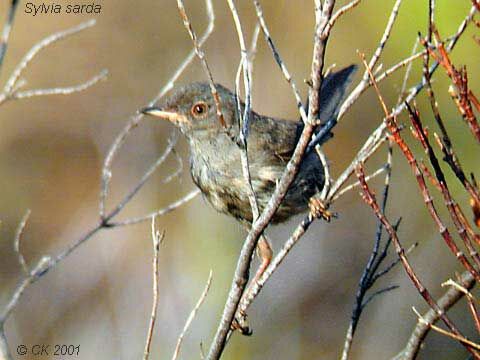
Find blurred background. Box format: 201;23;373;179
0;0;478;359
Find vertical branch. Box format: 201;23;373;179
0;0;20;73
228;0;260;221
171;270;213;360
143;218;164;360
341;143;395;360
0;324;12;360
176;0;226;128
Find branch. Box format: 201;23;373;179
0;19;106;106
360;53;478;356
176;0;226;128
143;218;164;360
172;270;213;360
393;271;475;359
228;0;260;221
357;165;476;357
0;0;20;73
6;69;108;101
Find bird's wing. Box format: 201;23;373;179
248;114;297;163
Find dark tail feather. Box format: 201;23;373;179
297;64;357;151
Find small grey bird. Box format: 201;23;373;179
142;65;357;224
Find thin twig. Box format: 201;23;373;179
0;0;20;73
394;271;475;360
8;69;108;101
341;152;396;360
13;210;31;276
2;19;97;96
176;0;226;128
110;189;200;227
325;0;362;34
229;0;260;221
443;278;480;334
104;133;179;222
412;307;480;350
361;52;478;355
332;164;388;202
339;0;404;120
172;270;213;360
143;218;164;360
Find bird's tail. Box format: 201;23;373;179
298;64;357;152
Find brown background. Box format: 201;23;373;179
0;1;478;359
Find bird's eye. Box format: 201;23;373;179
191;102;208;118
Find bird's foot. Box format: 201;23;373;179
308;197;335;222
231;310;252;336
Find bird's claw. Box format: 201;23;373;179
231;311;253;336
308;197;335;222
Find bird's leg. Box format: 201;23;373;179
248;234;272;294
308;196;336;222
231;231;273;335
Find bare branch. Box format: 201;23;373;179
0;0;20;72
339;0;404;120
13;210;31;276
331;164;388;202
229;0;260;221
394;273;474;359
176;0;226;128
104;133;179;222
110;189;200;227
360;51;479;356
412;307;480;350
357;164;476;356
143;218;164;360
2;19;97;96
6;69;108;101
338;2;477;122
172;270;213;360
325;0;362;35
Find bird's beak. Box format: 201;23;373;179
141;106;189;124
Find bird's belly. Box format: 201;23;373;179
190;160;317;223
190;162;253;221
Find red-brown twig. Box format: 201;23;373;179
360;53;480;283
422;27;480;142
356;165;477;357
407;104;480;269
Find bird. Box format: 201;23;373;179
142;65;356;225
142;65;356;332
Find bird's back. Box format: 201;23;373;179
188;111;324;223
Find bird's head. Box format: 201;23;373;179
141;82;238;137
